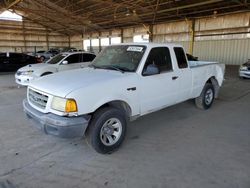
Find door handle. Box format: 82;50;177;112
127;87;136;91
172;76;178;80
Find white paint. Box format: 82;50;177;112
15;52;95;86
26;43;225;118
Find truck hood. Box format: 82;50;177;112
28;67;133;97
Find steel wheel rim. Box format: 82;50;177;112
205;88;213;105
100;118;122;146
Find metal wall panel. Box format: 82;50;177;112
193;39;250;65
0;19;70;52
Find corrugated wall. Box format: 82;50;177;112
1;11;249;65
193;39;250;65
82;12;250;65
0;19;70;53
70;34;83;50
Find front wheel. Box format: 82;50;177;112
195;83;215;110
86;107;127;154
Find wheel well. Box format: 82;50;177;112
93;100;132;120
41;72;53;76
206;76;220;98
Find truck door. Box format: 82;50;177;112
139;47;180;115
173;47;192;102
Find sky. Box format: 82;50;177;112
0;10;22;21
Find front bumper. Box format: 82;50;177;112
15;74;35;86
239;70;250;78
23;99;90;138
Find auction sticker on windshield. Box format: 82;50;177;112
127;46;143;52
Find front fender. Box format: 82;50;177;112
34;67;57;77
67;88;140;117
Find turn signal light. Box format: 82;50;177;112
65;99;78;113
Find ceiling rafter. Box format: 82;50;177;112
4;0;250;35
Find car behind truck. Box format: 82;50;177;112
23;43;225;154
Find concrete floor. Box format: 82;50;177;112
0;67;250;188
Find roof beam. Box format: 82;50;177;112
4;0;22;9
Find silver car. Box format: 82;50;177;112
36;49;59;61
239;59;250;79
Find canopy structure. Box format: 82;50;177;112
0;0;250;35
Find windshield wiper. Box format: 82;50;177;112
102;65;125;73
88;64;97;69
89;65;133;73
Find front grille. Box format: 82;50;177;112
28;89;48;109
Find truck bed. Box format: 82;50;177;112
189;60;219;68
188;60;225;99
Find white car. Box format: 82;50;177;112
239;59;250;78
23;43;225;154
15;52;96;86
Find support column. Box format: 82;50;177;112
98;32;101;52
149;25;153;42
22;19;27;52
109;30;112;45
121;28;124;43
90;34;93;52
82;33;84;50
189;19;195;55
46;28;49;50
68;35;71;48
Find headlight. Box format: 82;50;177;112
240;66;248;71
20;70;34;75
51;96;78;113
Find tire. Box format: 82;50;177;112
195;83;215;110
86;107;127;154
41;72;52;77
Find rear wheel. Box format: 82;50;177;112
195;83;215;110
86;107;127;154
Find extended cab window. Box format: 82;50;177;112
65;54;80;64
174;47;188;69
144;47;172;73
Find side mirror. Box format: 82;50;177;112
62;60;68;65
143;64;160;76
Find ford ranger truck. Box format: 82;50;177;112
23;43;225;154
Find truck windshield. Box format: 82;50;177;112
46;54;66;64
91;45;146;72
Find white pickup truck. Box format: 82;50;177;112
23;43;225;154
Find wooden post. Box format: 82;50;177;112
68;35;71;47
121;28;124;43
189;19;195;55
90;34;93;52
22;19;27;52
98;32;101;52
46;28;49;50
82;33;84;50
149;25;153;42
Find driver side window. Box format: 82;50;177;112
65;54;80;64
143;47;172;73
